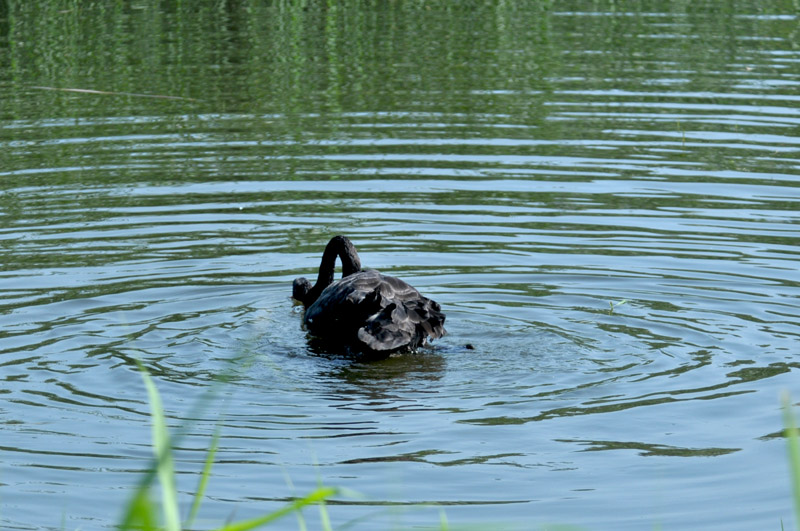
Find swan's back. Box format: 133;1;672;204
304;269;446;355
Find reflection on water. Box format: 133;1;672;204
2;1;800;530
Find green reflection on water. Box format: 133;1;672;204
3;0;794;118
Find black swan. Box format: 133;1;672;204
292;236;446;356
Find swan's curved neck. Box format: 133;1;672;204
307;236;362;304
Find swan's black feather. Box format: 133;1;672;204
293;237;446;356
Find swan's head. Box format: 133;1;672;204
292;277;312;304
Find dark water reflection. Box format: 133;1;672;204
2;1;800;530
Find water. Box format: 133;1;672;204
1;2;799;529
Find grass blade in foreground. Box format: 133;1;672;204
783;393;800;531
119;362;340;531
211;486;339;531
139;362;181;531
185;425;221;528
121;489;159;531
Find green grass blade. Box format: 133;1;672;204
185;424;222;528
212;486;338;531
119;489;159;531
316;472;333;531
318;498;332;531
438;507;449;530
139;362;181;531
782;393;800;531
282;470;308;531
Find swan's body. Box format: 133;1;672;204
293;236;446;356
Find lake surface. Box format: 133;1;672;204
2;2;800;529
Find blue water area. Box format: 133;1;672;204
1;2;799;530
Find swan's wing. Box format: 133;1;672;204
304;269;446;354
357;303;416;352
303;270;383;332
356;295;447;352
403;297;447;340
